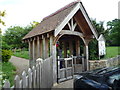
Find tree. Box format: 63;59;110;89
91;19;105;36
3;21;39;49
88;19;106;60
0;10;6;33
107;19;120;46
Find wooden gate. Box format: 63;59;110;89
57;56;85;83
57;57;74;83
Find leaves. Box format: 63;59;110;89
106;19;120;46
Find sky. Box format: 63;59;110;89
0;0;119;34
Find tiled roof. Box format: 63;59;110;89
23;1;78;40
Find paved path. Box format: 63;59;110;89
52;79;73;89
9;56;29;76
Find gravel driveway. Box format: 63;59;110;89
9;56;29;76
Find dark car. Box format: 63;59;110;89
74;67;120;90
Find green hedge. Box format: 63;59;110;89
2;50;12;62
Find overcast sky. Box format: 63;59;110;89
0;0;119;34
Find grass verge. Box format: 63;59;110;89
105;46;120;59
13;50;29;59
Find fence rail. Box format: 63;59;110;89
3;56;53;89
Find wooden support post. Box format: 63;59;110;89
69;41;73;56
40;39;42;58
63;41;67;58
50;35;53;56
85;45;89;71
52;44;57;84
45;38;49;58
28;40;33;67
34;39;37;60
32;39;35;66
42;35;46;59
83;38;91;71
37;36;40;59
76;39;80;56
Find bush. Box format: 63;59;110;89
2;50;12;62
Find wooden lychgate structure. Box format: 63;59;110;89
23;1;98;84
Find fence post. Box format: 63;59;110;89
22;71;27;88
3;80;10;89
32;66;36;88
14;75;20;88
28;68;32;88
82;54;85;72
36;64;40;88
71;55;74;76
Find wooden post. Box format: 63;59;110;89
85;45;89;71
45;38;49;58
42;35;46;59
37;36;40;59
50;35;53;56
52;44;57;84
63;41;67;58
82;38;91;71
40;39;42;58
69;41;73;56
32;39;35;66
76;39;80;56
28;40;33;67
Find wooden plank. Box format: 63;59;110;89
84;45;89;71
32;66;36;88
32;39;35;61
36;64;40;88
22;71;27;88
3;80;10;89
37;36;40;59
72;56;74;76
42;35;46;59
26;76;28;88
55;3;80;37
50;35;53;56
69;41;73;56
45;38;49;58
60;30;84;37
14;75;20;88
63;42;67;57
65;59;68;79
19;80;22;88
28;68;32;88
52;45;57;84
28;40;33;67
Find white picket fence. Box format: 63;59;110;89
3;56;53;89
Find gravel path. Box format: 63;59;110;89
52;79;73;89
9;56;29;76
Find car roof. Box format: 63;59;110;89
89;67;120;75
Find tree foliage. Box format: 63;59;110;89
106;19;120;46
2;21;39;49
91;19;105;36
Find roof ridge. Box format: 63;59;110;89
43;1;78;21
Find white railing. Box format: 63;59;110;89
3;56;53;89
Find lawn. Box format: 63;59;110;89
13;50;29;59
105;46;120;59
2;62;16;86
